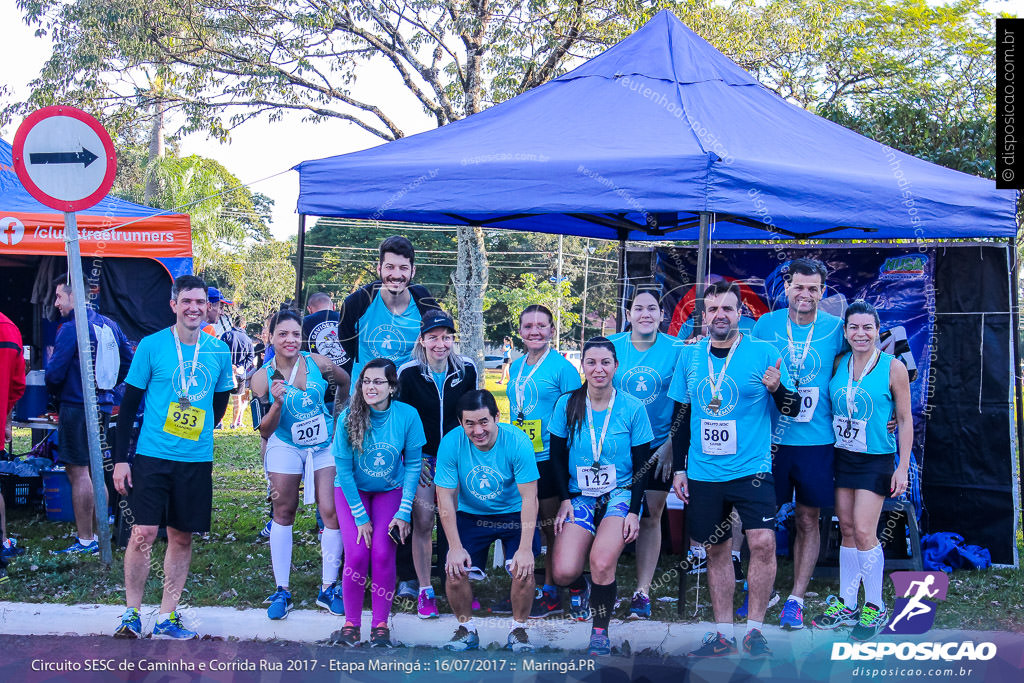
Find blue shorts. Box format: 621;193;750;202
455;511;542;572
772;443;835;508
570;487;633;535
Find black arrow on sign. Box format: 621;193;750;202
29;146;99;168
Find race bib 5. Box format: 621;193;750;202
514;419;543;453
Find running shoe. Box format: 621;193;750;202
417;586;439;619
811;595;859;630
51;539;99;555
316;582;344;616
396;580;417;600
489;597;513;615
529;587;562;618
444;625;480;651
265;586;293;620
2;538;24;559
687;550;707;575
732;554;745;582
257;519;272;541
779;598;805;630
568;578;591;621
330;624;361;647
152;611;198;640
736;589;780;619
506;626;534;653
588;627;611;656
851;603;888;641
688;631;738;658
627;592;651;620
369;626;397;648
113;607;142;639
742;628;773;658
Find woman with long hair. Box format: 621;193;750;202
549;337;654;655
332;358;426;647
505;304;581;617
609;288;686;619
250;310;344;621
395;310;477;618
811;300;912;640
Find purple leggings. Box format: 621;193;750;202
335;487;402;627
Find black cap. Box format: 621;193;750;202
420;310;455;335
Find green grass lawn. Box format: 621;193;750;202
4;386;1023;631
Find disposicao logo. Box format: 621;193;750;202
831;571;997;662
879;255;927;280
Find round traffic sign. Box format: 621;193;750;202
12;106;117;212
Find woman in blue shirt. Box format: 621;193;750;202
811;301;912;641
250;311;345;622
332;358;426;648
548;337;653;656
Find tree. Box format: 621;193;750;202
204;240;297;327
486;272;581;345
8;0;630;376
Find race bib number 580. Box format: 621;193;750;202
700;419;737;456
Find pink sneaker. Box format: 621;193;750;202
418;587;439;619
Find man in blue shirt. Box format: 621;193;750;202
46;280;134;556
435;390;540;653
111;274;234;640
338;236;440;389
669;281;801;659
751;258;845;630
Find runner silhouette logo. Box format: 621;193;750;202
886;571;949;635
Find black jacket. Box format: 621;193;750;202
338;281;440;375
397;356;477;457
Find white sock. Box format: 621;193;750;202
690;545;707;559
746;620;763;634
839;545;861;609
78;536;93;546
158;612;172;623
716;622;735;640
462;618;478;632
270;522;293;588
420;585;432;594
320;527;342;585
859;545;885;607
510;619;528;632
787;594;804;608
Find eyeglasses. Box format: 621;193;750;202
361;379;390;387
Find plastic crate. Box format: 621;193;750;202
0;473;45;509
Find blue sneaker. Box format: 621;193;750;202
588;627;611;655
779;598;805;630
2;538;25;559
51;539;99;555
628;591;651;620
444;625;480;651
152;611;198;639
258;519;272;541
266;586;293;620
316;583;344;616
569;578;591;621
736;589;780;619
113;607;142;639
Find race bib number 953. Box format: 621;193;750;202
163;404;206;441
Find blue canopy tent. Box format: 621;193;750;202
294;10;1020;568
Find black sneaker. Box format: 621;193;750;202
732;555;745;582
529;588;562;618
742;628;772;658
688;631;738;657
850;603;888;642
489;597;513;615
330;624;361;647
369;626;396;648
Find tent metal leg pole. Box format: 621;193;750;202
294;214;307;309
692;212;712;336
616;235;626;332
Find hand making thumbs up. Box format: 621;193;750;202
762;358;782;392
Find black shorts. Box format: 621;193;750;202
688;474;777;545
455;511;542;572
502;357;511;365
536;458;560;501
643;440;673;493
773;443;835;508
125;454;213;533
834;448;894;497
57;403;111;467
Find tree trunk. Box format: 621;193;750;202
455;225;488;387
144;101;165;203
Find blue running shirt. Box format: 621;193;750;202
829;352;897;455
752;309;845;446
610;332;684;448
434;423;539;516
352;294;421;390
548;391;653;495
506;350;581;462
266;352;334;447
333;400;426;524
126;327;234;462
667;336;793;482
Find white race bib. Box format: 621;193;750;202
833;416;868;452
577;465;617;497
701;419;737;455
794;387;819;423
291;414;328;446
